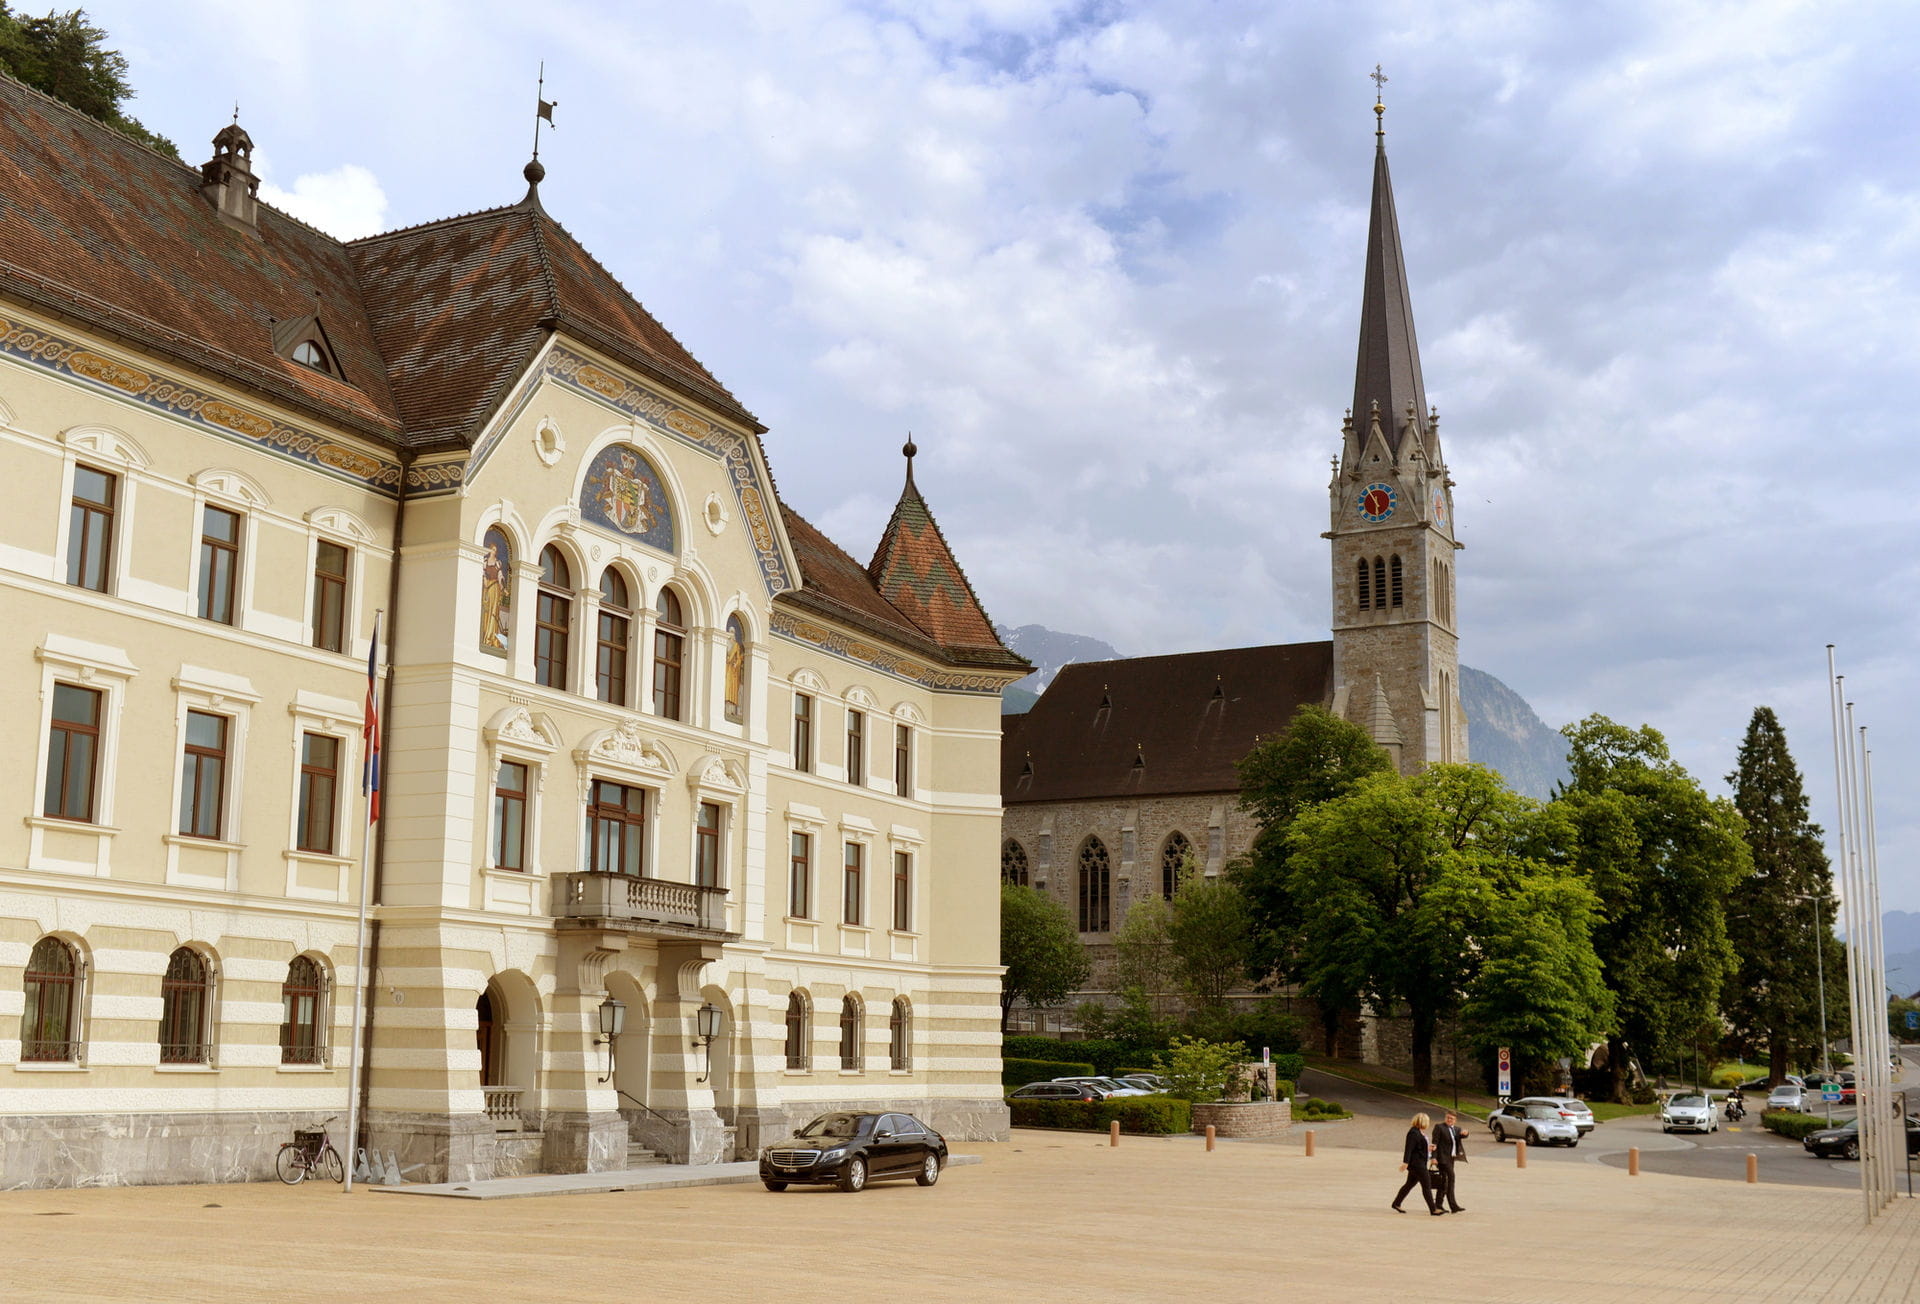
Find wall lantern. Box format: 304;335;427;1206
694;1001;722;1083
596;995;626;1084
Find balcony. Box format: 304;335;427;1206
554;871;735;940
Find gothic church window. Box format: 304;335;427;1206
1002;839;1030;887
1160;831;1192;900
1356;558;1371;611
1077;838;1111;933
1390;555;1403;608
1372;557;1386;610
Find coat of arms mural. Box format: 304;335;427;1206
581;443;676;553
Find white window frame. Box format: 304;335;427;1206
165;666;259;891
187;471;268;629
483;708;559;880
28;635;137;876
52;426;148;596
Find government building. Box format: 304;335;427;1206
0;74;1026;1188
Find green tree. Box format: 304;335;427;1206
1112;891;1179;1016
1232;705;1390;1049
1721;707;1848;1082
1167;871;1253;1013
1286;763;1592;1089
1554;715;1751;1100
999;884;1091;1032
0;5;177;156
1150;1034;1248;1103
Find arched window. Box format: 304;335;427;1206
1372;557;1386;610
596;568;631;705
1356;557;1371;611
724;615;748;724
653;587;685;720
479;527;513;656
281;955;325;1065
1160;832;1192;900
1077;838;1111;933
1389;554;1404;608
22;936;79;1062
291;340;331;373
784;990;810;1070
839;994;863;1071
535;546;572;690
159;947;210;1065
1001;840;1030;887
889;997;911;1071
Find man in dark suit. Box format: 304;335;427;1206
1432;1110;1467;1212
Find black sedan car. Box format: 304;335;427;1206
1802;1115;1920;1160
759;1111;947;1192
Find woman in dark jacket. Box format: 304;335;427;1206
1392;1112;1441;1214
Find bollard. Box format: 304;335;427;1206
1515;1139;1526;1169
1205;1125;1216;1152
1746;1153;1758;1184
1628;1147;1639;1176
1109;1120;1120;1147
1304;1129;1315;1158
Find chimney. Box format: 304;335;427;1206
200;117;259;230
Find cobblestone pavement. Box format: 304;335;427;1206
4;1128;1917;1303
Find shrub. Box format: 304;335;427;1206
1273;1079;1296;1101
1151;1035;1249;1102
1297;1097;1350;1120
1003;1057;1094;1089
1003;1036;1135;1077
1007;1095;1193;1135
1272;1053;1305;1084
1761;1111;1831;1142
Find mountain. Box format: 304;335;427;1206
996;624;1572;800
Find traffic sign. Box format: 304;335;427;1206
1497;1046;1511;1096
1822;1084;1842;1103
1906;1010;1917;1031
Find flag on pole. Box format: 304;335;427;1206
538;98;557;126
363;617;381;823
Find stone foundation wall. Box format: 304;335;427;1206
0;1110;341;1190
1190;1100;1291;1139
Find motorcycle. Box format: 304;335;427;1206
1723;1094;1746;1121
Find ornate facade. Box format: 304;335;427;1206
0;77;1025;1188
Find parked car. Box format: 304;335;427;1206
1510;1096;1597;1135
1802;1115;1920;1161
1487;1102;1579;1146
759;1111;948;1192
1660;1093;1717;1134
1767;1083;1807;1112
1118;1073;1170;1092
1008;1081;1102;1101
1741;1074;1806;1093
1052;1076;1151;1097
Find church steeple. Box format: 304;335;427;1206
1351;92;1430;461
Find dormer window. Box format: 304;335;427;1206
291;340;331;373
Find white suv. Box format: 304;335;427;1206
1488;1102;1580;1146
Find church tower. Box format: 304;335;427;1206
1327;92;1465;773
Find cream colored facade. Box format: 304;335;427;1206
0;125;1022;1188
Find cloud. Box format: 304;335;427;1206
258;161;389;240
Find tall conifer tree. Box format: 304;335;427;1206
1722;707;1847;1081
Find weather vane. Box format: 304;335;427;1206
532;62;557;162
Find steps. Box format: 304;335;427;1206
625;1141;668;1169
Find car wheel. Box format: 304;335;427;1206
1567;1140;1578;1148
1843;1140;1859;1161
1525;1129;1539;1145
762;1181;787;1192
837;1156;868;1192
915;1152;942;1187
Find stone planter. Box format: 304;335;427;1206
1190;1100;1292;1139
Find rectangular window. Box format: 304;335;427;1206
197;505;241;624
792;693;813;772
588;779;646;877
67;465;116;592
652;628;683;719
695;801;722;888
178;710;229;839
535;589;571;690
893;850;912;931
596;608;629;705
493;760;528;871
295;732;339;854
789;831;811;918
43;682;102;822
311;540;349;652
846;709;865;786
894;724;912;797
843;841;864;926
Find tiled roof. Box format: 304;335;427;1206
1003;642;1335;803
867;465;1012;660
0;73;402;440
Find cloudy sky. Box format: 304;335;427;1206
83;0;1917;913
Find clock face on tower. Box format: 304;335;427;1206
1357;483;1397;522
1431;488;1448;530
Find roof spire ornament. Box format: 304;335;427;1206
524;62;557;199
1371;63;1388;141
902;433;919;490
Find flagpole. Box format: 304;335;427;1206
343;609;383;1194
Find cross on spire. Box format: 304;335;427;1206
1371;64;1388;138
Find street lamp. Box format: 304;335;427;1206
693;1001;722;1083
596;995;626;1084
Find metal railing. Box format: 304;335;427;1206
555;871;729;933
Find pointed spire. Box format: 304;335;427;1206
1363;675;1402;748
1351;73;1428;461
868;438;1003;654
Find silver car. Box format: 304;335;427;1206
1052;1076;1151;1098
1661;1093;1717;1133
1488;1102;1580;1146
1511;1095;1596;1136
1767;1083;1807;1112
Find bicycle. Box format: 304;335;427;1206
275;1116;345;1185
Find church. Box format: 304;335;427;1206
0;73;1028;1188
1001;99;1465;1038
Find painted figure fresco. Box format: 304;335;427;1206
725;615;747;723
581;443;676;554
480;527;512;656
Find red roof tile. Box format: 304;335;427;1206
867;467;1013;658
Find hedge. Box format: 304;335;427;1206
1008;1095;1193;1135
1004;1057;1095;1089
1761;1111;1833;1142
1273;1053;1305;1085
1004;1036;1132;1077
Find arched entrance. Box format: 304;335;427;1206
476;973;541;1130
